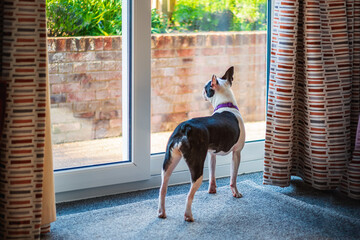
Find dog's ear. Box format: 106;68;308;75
221;66;234;86
211;75;219;89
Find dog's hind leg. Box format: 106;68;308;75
183;149;207;222
230;150;242;198
184;174;203;222
158;147;182;219
208;153;217;194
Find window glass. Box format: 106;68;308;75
150;0;267;154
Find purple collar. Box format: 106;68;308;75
213;102;239;112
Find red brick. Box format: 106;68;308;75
249;34;257;44
201;48;224;56
96;90;110;100
175;67;198;76
112;37;121;50
165;112;187;123
210;35;220;46
155;35;173;49
67;91;95;102
74;112;95;118
101;61;117;71
104;38;112;50
88;81;108;90
63;83;81;93
99;110;118;120
173;103;191;113
58;63;73;73
73;102;88;112
67;38;76;51
78;38;86;51
226;35;234;45
47;38;56;52
110;119;122;128
56;39;66;52
51;84;63;94
110;89;122;98
50;94;66;104
181;58;194;66
94;37;104;50
48;64;58;74
151;68;175;78
200;66;223;75
218;35;227;45
49;74;66;84
73;62;87;72
96;51;120;61
151;35;157;49
87;62;102;71
188;110;212;118
85;38;95;51
152;58;180;68
174;35;195;48
68;73;92;83
152;49;176;58
196;35;205;47
108;80;122;89
225;47;244;55
151;115;163;126
176;49;195;57
52;122;81;133
67;52;96;62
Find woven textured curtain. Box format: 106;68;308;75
265;0;360;199
0;0;56;238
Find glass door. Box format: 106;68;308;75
150;0;267;154
47;0;151;192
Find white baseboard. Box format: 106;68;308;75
55;141;264;203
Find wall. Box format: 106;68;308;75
48;32;266;144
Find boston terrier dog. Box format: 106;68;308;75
157;66;246;222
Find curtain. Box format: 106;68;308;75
265;0;360;199
0;0;56;238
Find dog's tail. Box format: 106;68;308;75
162;124;192;171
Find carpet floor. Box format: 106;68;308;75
44;172;360;240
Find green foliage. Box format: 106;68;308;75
171;0;267;32
151;9;170;34
46;0;267;37
230;0;267;31
46;0;122;37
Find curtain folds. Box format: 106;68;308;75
265;0;360;199
0;0;56;238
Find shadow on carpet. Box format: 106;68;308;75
46;180;360;240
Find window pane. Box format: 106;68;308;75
151;0;267;154
47;0;127;170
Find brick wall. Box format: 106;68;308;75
48;32;266;144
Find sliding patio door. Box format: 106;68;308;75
49;0;269;196
49;0;151;192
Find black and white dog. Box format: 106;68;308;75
158;66;246;222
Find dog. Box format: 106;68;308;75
157;66;246;222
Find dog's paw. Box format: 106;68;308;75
232;192;243;198
184;214;194;222
208;185;217;194
158;210;167;219
230;185;242;198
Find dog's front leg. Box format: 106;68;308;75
208;153;217;194
230;150;242;198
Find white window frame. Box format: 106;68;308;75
53;0;268;202
54;0;151;193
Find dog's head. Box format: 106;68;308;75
203;66;235;105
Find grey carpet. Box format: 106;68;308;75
45;180;360;240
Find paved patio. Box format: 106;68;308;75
53;121;265;170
